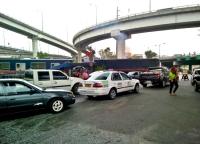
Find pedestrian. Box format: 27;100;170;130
169;66;179;96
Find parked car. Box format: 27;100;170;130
78;71;141;100
191;68;200;91
0;79;75;115
24;69;83;95
127;71;142;80
139;67;169;87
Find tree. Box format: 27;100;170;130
145;50;157;58
37;52;49;59
99;47;116;59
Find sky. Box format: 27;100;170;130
0;0;200;57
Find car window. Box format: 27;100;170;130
95;73;110;80
38;71;50;81
2;81;31;96
120;73;130;80
195;70;200;75
24;71;33;81
111;73;122;81
0;83;5;96
53;71;68;80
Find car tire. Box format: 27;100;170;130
160;80;166;88
87;96;93;100
195;83;199;92
143;84;147;87
49;99;64;113
134;84;140;93
72;83;79;95
108;88;117;100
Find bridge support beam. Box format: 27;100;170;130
73;51;82;63
111;30;131;59
32;37;38;59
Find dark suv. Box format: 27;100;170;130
191;69;200;91
139;67;169;87
0;79;75;115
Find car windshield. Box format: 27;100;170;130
93;72;110;80
195;70;200;74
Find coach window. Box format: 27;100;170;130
0;62;10;70
38;71;50;81
53;71;68;80
31;62;46;69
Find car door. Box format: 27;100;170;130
36;71;52;88
3;81;45;112
0;83;7;115
120;72;133;92
52;71;71;90
111;73;123;93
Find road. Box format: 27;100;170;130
0;80;200;144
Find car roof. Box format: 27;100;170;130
0;78;42;90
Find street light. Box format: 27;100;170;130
149;0;152;12
156;43;166;59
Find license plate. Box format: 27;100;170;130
85;84;91;87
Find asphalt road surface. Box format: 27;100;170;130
0;80;200;144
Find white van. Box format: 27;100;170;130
24;69;83;95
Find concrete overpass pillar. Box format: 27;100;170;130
72;51;82;63
77;51;82;63
111;30;131;59
32;37;38;59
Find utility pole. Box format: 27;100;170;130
116;6;120;20
149;0;152;12
41;12;44;31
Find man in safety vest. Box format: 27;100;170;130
169;66;179;96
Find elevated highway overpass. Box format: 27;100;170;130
73;5;200;61
0;12;77;58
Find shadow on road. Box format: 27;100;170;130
0;107;71;122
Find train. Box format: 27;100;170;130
0;58;72;74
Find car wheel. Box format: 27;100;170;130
87;96;93;100
49;99;64;113
72;83;79;95
143;84;147;87
195;83;199;92
134;84;140;93
160;80;166;88
108;88;117;100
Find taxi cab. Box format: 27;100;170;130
78;71;141;99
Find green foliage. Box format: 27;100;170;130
37;52;49;59
94;65;105;71
145;50;157;58
99;47;116;59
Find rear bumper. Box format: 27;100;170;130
140;79;161;85
78;88;109;96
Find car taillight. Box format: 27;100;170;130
93;82;103;88
155;73;160;78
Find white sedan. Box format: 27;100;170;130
78;71;141;99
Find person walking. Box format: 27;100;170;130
169;66;179;96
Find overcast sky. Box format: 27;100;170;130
0;0;200;57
